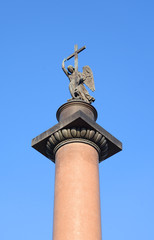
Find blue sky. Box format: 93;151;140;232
0;0;154;239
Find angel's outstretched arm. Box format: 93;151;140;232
62;59;69;77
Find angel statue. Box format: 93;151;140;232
62;45;95;104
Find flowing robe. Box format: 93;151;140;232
68;71;94;103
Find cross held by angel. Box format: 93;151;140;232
62;45;95;104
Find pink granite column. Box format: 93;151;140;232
53;142;102;240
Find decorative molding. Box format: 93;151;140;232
46;127;108;162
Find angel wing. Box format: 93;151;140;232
82;66;95;92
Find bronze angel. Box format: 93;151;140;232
62;59;95;104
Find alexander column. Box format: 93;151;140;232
31;45;122;240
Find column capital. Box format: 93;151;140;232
31;100;122;163
46;127;108;161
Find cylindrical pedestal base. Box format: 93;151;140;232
53;142;101;240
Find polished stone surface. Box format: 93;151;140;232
53;143;101;240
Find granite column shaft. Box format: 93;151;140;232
53;142;102;240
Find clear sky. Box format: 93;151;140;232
0;0;154;239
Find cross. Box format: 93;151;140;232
66;44;86;72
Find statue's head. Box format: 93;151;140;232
67;65;74;73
